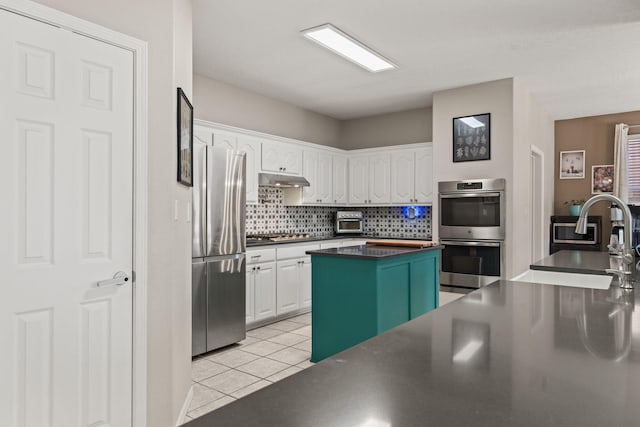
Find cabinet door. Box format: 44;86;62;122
302;149;318;203
213;131;237;150
276;260;300;315
333;155;348;204
391;150;415;204
317;152;333;203
369;153;391;204
237;136;261;204
414;146;433;203
299;257;312;309
349;156;369;203
254;262;276;321
245;269;254;325
194;125;214;146
281;143;303;175
261;140;302;175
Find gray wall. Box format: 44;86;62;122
33;1;193;426
340;107;433;149
194;74;342;147
195;74;432;149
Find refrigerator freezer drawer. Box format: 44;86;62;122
192;260;207;356
206;254;246;352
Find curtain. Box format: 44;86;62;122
613;123;629;202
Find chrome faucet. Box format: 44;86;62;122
576;194;635;289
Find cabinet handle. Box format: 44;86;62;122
256;266;261;270
252;266;256;271
251;255;261;259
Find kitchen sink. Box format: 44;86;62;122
511;269;612;289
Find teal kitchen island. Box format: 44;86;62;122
306;242;442;362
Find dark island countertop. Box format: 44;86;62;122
306;244;442;260
246;235;432;248
185;278;640;427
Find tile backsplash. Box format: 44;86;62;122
246;187;431;239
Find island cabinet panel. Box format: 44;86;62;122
310;249;440;362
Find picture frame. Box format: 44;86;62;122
177;87;193;187
559;150;585;179
452;113;490;162
591;164;614;194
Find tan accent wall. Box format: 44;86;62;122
555;111;640;250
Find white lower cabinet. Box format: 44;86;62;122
299;257;312;309
276;259;301;314
254;262;276;321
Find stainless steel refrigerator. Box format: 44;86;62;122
192;144;246;356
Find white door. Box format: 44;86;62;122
254;262;276;321
246;269;255;324
369;154;391;204
237;136;261;204
349;156;369;203
0;10;134;427
414;147;433;203
391;150;415;203
332;155;348;204
299;258;312;309
276;261;300;315
317;152;333;203
302;149;318;203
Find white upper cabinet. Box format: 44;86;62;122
369;153;391;204
348;155;369;204
262;140;302;175
194;125;214;146
349;153;391;204
391;146;433;204
414;146;433;203
317;152;333;203
391;150;415;203
213;131;238;150
302;149;318;203
303;149;334;204
237;135;261;204
332;154;348;204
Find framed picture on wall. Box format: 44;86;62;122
559;150;585;179
452;113;490;162
177;87;193;187
591;164;614;194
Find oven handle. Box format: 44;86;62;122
440;240;501;248
439;192;501;199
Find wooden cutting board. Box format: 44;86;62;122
365;239;439;248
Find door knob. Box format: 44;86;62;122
97;271;130;287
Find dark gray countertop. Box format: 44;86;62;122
306;244;442;259
530;249;613;275
246;235;432;248
185;279;640;427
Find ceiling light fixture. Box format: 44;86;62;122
301;23;396;73
459;117;486;128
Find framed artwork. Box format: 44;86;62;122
559;150;585;179
591;164;614;194
453;113;490;162
177;87;193;187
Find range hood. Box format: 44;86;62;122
259;173;310;187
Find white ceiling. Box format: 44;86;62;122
194;0;640;120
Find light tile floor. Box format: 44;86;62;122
184;291;464;423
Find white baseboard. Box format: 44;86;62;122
176;384;194;426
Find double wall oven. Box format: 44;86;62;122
439;179;505;290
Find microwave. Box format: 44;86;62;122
335;211;364;234
552;221;598;244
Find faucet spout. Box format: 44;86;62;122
576;194;635;289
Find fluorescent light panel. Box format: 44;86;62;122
302;24;396;72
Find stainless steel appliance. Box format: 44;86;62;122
438;178;505;240
438;178;505;289
335;211;364;234
192;144;246;357
550;215;601;254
